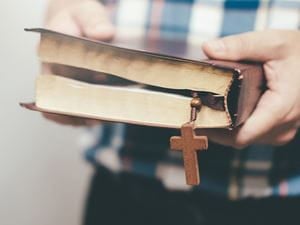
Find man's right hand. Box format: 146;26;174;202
202;30;300;148
42;0;115;126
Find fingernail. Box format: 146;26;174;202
205;39;226;53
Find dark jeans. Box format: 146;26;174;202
83;166;300;225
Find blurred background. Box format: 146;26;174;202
0;1;92;225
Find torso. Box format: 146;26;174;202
86;0;300;199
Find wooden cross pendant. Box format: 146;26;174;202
170;123;208;185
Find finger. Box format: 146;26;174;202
202;30;288;61
257;128;297;146
236;90;292;146
45;10;81;36
255;121;298;145
71;1;115;40
43;113;83;126
198;123;297;148
43;113;100;127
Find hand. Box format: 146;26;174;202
41;0;115;126
202;30;300;149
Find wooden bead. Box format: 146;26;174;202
190;97;202;109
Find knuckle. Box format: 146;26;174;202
222;34;252;60
283;103;300;124
232;140;248;150
275;102;297;125
265;95;287;121
282;114;294;124
274;140;290;146
274;129;297;146
267;31;288;56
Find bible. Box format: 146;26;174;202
21;28;265;185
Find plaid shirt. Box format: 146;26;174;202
83;0;300;200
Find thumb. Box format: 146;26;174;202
202;30;287;61
71;1;115;41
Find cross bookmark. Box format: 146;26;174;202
170;93;208;185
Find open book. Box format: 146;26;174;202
22;28;265;129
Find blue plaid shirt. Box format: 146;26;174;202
83;0;300;200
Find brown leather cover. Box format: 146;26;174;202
206;60;265;126
22;28;265;128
